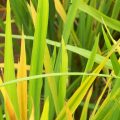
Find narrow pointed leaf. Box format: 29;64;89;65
56;40;120;120
58;38;68;110
79;2;120;32
40;98;49;120
4;0;19;117
0;77;17;120
44;45;59;114
80;87;93;120
29;0;49;119
17;30;27;120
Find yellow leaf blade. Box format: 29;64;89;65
54;0;66;22
0;77;17;120
17;31;27;120
40;98;49;120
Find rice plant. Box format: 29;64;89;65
0;0;120;120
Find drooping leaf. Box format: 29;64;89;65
56;39;120;120
79;2;120;32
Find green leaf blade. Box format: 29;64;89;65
4;0;19;118
29;0;49;119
